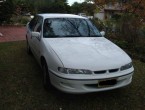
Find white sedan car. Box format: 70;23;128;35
26;14;134;94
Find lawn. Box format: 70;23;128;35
0;41;145;110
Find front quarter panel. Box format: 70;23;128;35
40;39;64;72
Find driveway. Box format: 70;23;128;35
0;26;26;42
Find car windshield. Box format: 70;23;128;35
43;18;102;38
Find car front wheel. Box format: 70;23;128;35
42;61;52;90
26;38;32;55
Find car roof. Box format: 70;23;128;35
38;14;88;19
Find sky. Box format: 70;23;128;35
67;0;85;5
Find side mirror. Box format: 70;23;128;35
100;31;105;37
31;32;40;38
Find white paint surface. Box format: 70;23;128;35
44;37;131;71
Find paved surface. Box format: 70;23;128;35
0;26;26;42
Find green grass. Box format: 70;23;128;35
0;41;145;110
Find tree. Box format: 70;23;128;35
13;0;36;15
0;0;70;24
123;0;145;20
85;0;145;45
117;0;145;43
37;0;71;13
81;2;96;15
71;2;82;14
71;2;96;15
85;0;145;18
85;0;117;8
0;0;15;24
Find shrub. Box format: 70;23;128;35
0;0;14;24
10;16;30;25
113;40;129;49
139;24;145;38
91;18;105;31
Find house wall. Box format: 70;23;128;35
94;2;124;20
94;12;104;20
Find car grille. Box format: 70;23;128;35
94;70;106;74
94;68;119;74
109;69;119;73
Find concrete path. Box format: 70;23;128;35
0;26;26;42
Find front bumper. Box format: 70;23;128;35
49;69;134;94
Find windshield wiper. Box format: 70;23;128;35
66;20;82;36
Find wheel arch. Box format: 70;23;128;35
40;56;46;67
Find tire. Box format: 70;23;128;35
42;60;52;90
26;38;32;55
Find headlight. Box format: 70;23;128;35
120;62;133;71
58;67;92;74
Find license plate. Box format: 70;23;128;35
98;79;117;87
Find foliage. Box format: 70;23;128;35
123;0;145;18
0;0;69;24
0;0;35;24
71;2;96;15
0;0;15;24
87;0;145;54
10;16;30;25
38;1;71;13
91;18;105;31
71;2;82;14
85;0;119;9
113;40;129;49
118;14;141;43
81;2;96;15
139;24;145;38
